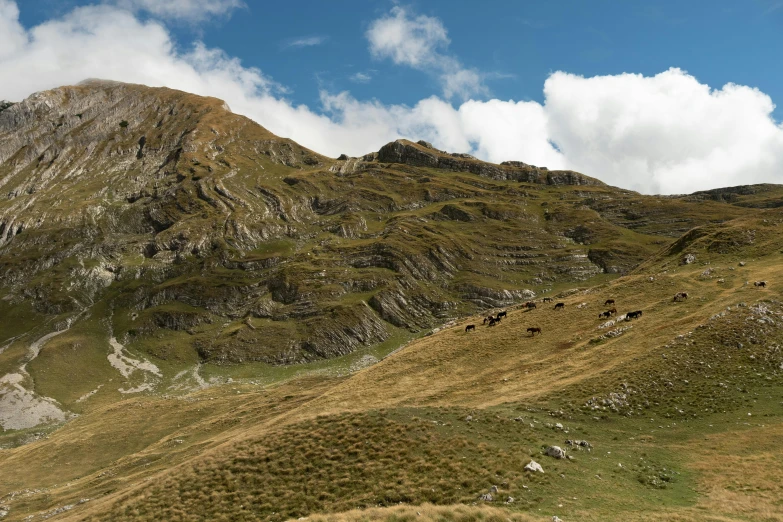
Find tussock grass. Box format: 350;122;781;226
296;503;538;522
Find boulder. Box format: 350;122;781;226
546;446;566;459
479;493;493;501
524;460;544;473
682;253;696;265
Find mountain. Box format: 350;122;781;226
0;81;765;365
2;81;783;522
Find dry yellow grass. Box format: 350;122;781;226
305;262;778;415
293;503;539;522
684;424;783;521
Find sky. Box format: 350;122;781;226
2;0;783;194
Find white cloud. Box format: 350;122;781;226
349;71;372;83
0;0;26;59
366;6;487;101
281;35;328;50
543;69;783;194
111;0;244;22
1;1;782;195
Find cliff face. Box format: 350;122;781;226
0;81;767;367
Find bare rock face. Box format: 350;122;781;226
376;139;603;186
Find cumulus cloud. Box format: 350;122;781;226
366;6;487;101
111;0;244;22
1;1;782;195
544;69;783;194
281;35;328;50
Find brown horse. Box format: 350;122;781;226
542;297;553;303
525;302;537;309
488;318;498;326
554;302;565;310
465;324;476;332
483;316;494;325
527;327;542;336
604;299;615;306
673;292;688;302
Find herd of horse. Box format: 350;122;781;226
462;279;770;337
465;296;646;336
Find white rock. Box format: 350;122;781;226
524;460;544;473
546;446;566;459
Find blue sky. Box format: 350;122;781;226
14;0;783;117
3;0;783;194
21;0;783;119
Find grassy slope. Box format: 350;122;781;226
0;209;781;521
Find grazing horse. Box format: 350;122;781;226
525;302;537;309
754;281;767;288
542;297;553;303
604;299;615;306
488;318;498;326
465;324;476;332
527;327;542;336
625;310;643;320
483;316;494;325
497;311;508;319
673;292;688;302
554;302;565;310
599;310;612;319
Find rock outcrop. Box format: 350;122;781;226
376;139;603;186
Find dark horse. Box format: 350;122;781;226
497;311;508;319
465;324;476;332
604;299;615;306
554;302;565;310
542;297;553;303
754;281;768;288
488;318;498;326
625;310;643;320
525;302;537;309
673;292;688;302
527;327;542;336
483;316;494;325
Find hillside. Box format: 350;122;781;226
1;81;783;521
0;207;782;521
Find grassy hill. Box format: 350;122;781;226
1;207;782;521
2;82;783;521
